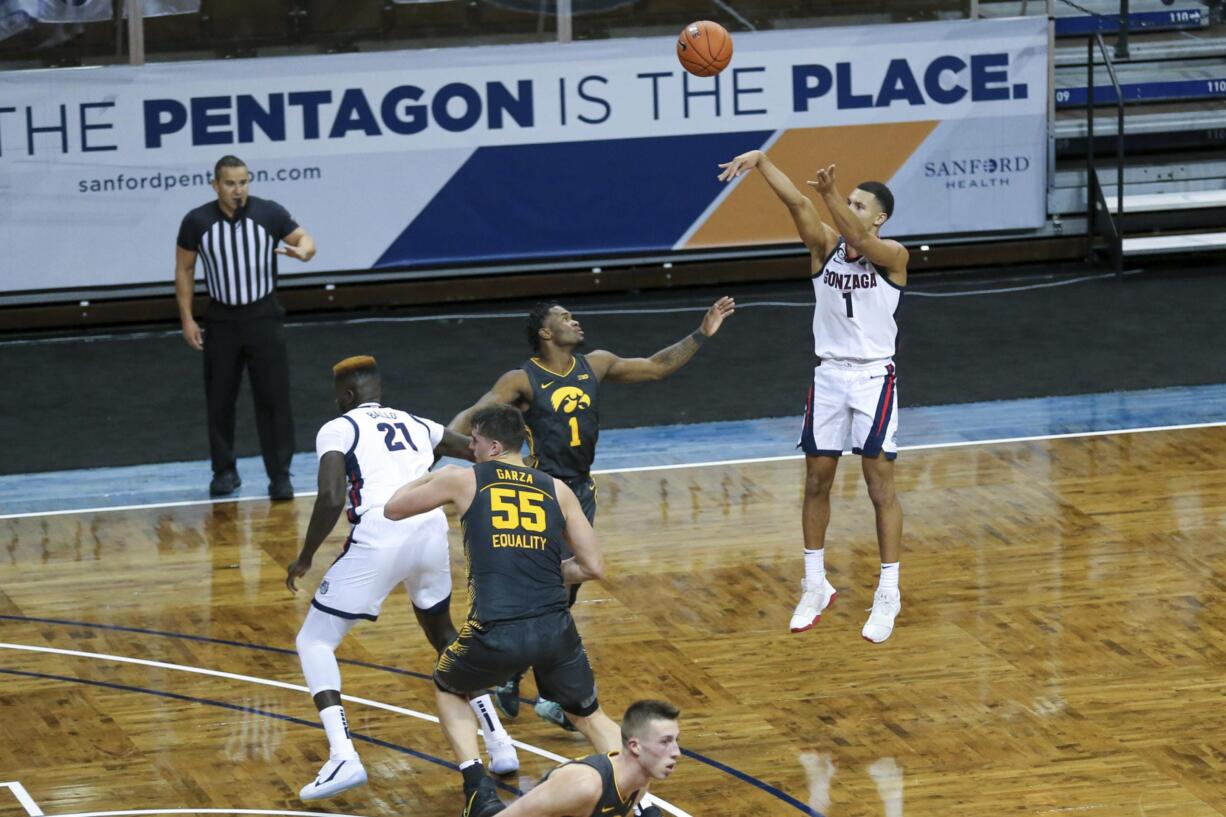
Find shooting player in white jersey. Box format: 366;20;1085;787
285;356;519;801
718;152;907;644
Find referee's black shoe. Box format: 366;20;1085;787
268;477;295;501
209;470;241;496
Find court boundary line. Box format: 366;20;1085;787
28;804;367;809
2;419;1222;520
0;645;696;817
0;781;44;817
0;620;817;816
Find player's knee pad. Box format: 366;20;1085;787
414;595;456;653
296;606;356;694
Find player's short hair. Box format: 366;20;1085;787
332;355;378;382
621;700;681;745
214;155;248;179
471;404;526;451
857;181;894;219
526;301;562;352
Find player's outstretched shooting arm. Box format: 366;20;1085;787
286;451;347;592
586;296;736;384
807;164;909;283
718;149;837;256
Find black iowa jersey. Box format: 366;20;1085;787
522;354;600;479
542;752;639;817
461;460;570;624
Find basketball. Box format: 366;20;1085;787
676;20;733;77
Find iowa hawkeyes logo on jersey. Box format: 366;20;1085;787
550;386;591;414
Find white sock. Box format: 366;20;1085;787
803;548;825;585
458;758;482;771
319;704;356;758
471;694;509;742
879;562;899;593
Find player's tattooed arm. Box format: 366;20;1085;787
592;296;736;383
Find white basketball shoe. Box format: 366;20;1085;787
299;755;367;801
485;732;520;775
789;577;838;632
861;589;901;643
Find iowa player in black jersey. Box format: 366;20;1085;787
449;297;735;726
385;405;625;817
499;700;681;817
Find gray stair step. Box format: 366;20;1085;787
1107;189;1226;212
979;0;1210;35
1048;157;1226;213
1053;105;1226;137
1121;231;1226;254
1055;35;1226;65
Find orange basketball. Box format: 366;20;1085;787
676;20;733;77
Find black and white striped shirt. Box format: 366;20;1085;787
177;196;298;307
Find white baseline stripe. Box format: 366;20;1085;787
48;811;372;817
4;418;1221;520
0;643;693;817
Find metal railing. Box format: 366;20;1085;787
1085;30;1126;274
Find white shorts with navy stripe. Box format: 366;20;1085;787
312;507;452;622
798;359;899;460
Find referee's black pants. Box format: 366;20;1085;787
203;297;295;481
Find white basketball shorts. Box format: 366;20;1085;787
797;359;899;460
311;507;452;621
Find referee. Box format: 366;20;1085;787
174;155;316;500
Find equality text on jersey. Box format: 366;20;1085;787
491;533;549;550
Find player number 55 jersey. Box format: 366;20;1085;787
316;402;444;522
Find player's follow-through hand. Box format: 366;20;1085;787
286;556;311;593
807;164;838;195
701;296;736;337
716;150;763;182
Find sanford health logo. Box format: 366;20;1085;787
924;154;1031;189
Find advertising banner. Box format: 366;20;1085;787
0;16;1048;295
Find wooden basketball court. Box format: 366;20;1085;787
2;425;1224;817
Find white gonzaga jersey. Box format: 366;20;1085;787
812;238;903;363
315;402;445;524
